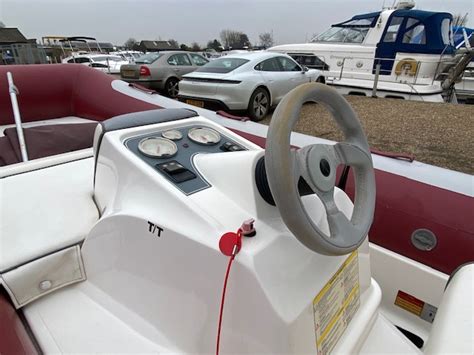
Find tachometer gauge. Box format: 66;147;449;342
138;137;178;158
188;127;221;145
162;129;183;141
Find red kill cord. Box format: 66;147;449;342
216;228;242;355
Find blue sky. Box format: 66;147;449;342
1;0;472;46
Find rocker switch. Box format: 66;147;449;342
162;161;186;175
156;161;196;183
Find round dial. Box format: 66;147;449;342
188;127;221;145
138;137;178;158
162;129;183;141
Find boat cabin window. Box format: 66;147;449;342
289;54;329;71
441;18;453;45
383;16;404;43
402;18;426;44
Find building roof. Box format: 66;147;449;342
0;28;28;44
138;40;179;50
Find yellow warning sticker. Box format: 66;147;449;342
313;250;360;355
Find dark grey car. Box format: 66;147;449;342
120;51;208;97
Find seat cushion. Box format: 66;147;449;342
0;122;97;166
423;263;474;354
0;158;98;271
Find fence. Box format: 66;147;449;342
0;44;48;65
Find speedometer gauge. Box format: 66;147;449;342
187;127;221;145
138;137;178;158
162;129;183;141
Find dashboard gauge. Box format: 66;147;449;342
138;137;178;158
188;127;221;145
162;129;183;141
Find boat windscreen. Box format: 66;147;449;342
313;26;370;43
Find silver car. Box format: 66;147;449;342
178;52;324;121
120;51;208;97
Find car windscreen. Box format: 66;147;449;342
195;58;249;73
135;53;162;64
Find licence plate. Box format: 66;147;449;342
122;70;136;78
186;99;204;108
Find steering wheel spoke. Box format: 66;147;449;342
334;142;372;169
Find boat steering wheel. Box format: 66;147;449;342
265;83;376;255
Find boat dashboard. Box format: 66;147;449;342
124;125;247;195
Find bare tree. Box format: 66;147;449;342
191;42;201;51
168;39;179;49
452;14;469;27
220;29;251;49
124;38;137;49
259;32;274;48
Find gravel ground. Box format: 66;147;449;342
260;96;474;175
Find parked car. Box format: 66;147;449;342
120;51;209;97
177;52;324;121
62;54;129;74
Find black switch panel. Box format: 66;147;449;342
220;141;244;152
156;161;196;183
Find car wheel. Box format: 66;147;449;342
248;88;270;121
165;77;179;98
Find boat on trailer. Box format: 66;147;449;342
269;0;474;103
0;64;472;354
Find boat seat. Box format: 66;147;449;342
0;122;98;166
423;263;474;354
0;157;98;273
0;116;95;137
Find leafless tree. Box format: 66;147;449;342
124;38;137;49
259;32;274;48
191;42;201;51
168;39;179;49
220;29;250;49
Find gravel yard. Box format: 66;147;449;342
260;96;474;175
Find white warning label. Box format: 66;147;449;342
313;250;360;355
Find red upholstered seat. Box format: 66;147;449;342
0;64;160;165
0;64;159;126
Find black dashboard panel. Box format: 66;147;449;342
125;125;246;195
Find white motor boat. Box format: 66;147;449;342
62;53;129;74
0;64;472;354
269;0;474;103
